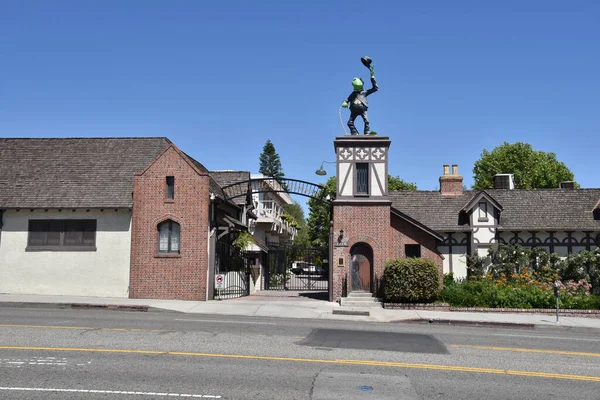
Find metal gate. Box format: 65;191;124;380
214;240;250;299
263;242;328;291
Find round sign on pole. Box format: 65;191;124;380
215;274;224;289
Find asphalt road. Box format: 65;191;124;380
0;305;599;399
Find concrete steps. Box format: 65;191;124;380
339;292;382;308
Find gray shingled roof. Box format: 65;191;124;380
209;171;250;205
210;171;250;187
0;137;170;208
390;189;600;232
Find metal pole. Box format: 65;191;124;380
553;282;560;323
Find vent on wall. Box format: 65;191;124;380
559;181;575;189
493;174;515;190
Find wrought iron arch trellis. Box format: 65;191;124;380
221;178;331;204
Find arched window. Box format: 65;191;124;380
158;220;180;254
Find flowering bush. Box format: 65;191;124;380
440;268;600;310
465;245;600;295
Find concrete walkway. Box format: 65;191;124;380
1;293;599;330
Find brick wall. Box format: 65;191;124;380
332;202;391;302
130;146;210;301
331;203;445;302
390;213;444;287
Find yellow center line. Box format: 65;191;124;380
452;344;600;358
0;324;168;333
0;345;599;383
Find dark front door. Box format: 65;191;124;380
350;243;372;292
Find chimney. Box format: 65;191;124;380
439;164;463;196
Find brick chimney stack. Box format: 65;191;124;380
439;164;463;196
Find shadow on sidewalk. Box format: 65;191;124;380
229;290;329;302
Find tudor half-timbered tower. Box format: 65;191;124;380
331;135;393;300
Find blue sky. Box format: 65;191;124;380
2;1;599;209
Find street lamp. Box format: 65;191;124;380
315;161;336;176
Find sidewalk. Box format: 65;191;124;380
1;293;599;330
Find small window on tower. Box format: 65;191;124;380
166;176;175;200
356;163;369;194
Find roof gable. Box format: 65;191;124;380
461;190;503;213
136;144;209;177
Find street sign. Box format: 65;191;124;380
215;274;224;289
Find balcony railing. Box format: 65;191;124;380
255;200;297;239
256;200;283;220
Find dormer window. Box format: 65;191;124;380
478;202;488;222
166;176;175;200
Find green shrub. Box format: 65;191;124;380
384;258;440;303
443;272;455;287
559;294;600;310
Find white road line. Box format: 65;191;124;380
494;333;600;342
0;387;221;398
175;318;277;325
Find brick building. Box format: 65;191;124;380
0;138;248;300
329;136;600;302
1;136;598;303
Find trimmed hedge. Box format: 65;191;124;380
384;258;440;303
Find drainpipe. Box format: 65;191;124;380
0;209;4;247
207;193;217;300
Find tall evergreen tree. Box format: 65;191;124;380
259;139;285;182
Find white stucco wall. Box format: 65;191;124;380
0;209;132;297
439;245;469;279
338;163;353;196
370;163;384;196
452;251;468;279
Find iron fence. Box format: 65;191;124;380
214;240;250;299
264;242;329;291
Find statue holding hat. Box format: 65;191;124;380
341;56;378;135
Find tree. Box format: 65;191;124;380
307;177;336;248
259;139;285;182
388;174;417;191
307;175;417;247
283;202;310;247
472;142;576;189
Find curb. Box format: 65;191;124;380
391;318;535;329
332;309;370;316
0;302;149;312
392;317;600;333
383;304;600;318
70;303;149;312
